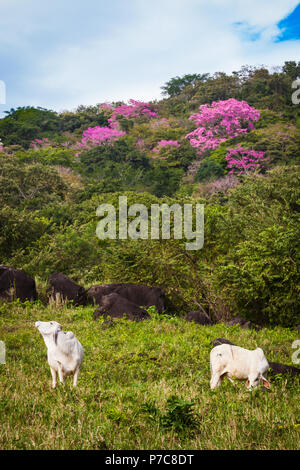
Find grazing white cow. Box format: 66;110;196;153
210;344;270;390
35;321;83;388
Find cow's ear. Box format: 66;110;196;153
262;377;271;389
53;327;60;345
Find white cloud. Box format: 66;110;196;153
1;0;299;112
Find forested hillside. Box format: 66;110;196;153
1;61;299;326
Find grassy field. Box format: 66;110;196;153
0;301;299;450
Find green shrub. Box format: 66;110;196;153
195;160;225;182
211;166;300;326
16;147;76;167
206;145;229;165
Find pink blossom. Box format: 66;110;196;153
152;140;180;153
75;125;126;153
30;137;50;150
207;174;241;194
225;146;270;174
98;103;113;111
107;99;158;129
135;138;146;150
185;99;260;157
149;118;170;129
81;126;125;144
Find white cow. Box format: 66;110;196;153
35;321;83;388
210;344;270;390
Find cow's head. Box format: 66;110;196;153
247;374;271;390
35;321;62;344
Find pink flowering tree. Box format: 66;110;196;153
149;118;170;130
76;99;158;155
135;138;146;151
76;126;126;154
107;99;158;129
186;99;260;157
207;174;241;194
152;140;181;153
225;146;270;174
81;126;125;145
98;103;113;113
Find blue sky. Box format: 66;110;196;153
277;2;300;40
0;0;299;117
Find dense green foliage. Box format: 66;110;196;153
0;62;299;326
161;73;210;97
195;160;225;182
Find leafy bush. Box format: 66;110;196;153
0;156;69;210
0;206;51;261
80;140;149;175
0;107;61;148
142;396;199;434
159;396;198;433
11;223;101;282
243;124;300;166
206;145;229;165
16;147;76;168
211;166;300;326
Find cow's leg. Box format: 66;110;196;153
50;366;57;389
210;372;223;389
57;362;65;385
